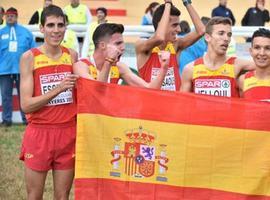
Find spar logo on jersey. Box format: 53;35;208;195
194;79;231;97
40;72;73;106
40;73;67;84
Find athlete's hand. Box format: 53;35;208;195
106;44;122;62
58;74;79;92
158;50;170;70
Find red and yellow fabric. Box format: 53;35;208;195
27;46;76;125
139;42;181;91
80;58;120;84
243;70;270;102
192;57;239;97
75;78;270;200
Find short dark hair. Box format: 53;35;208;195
152;3;181;30
64;14;69;23
251;28;270;44
179;20;190;34
145;2;159;14
40;5;65;26
205;16;232;35
201;16;210;26
96;7;107;17
93;23;124;49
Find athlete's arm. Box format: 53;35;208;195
175;4;205;51
135;0;171;68
97;60;113;82
73;60;94;80
69;48;78;64
234;58;255;77
237;74;245;97
118;52;169;88
20;50;78;114
180;62;193;92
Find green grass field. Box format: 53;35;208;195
0;125;74;200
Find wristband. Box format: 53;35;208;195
165;1;173;6
182;0;192;6
105;57;115;64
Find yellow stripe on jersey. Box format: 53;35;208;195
152;42;176;54
89;64;98;79
88;65;120;80
34;51;72;70
110;66;120;78
244;76;270;91
193;63;235;79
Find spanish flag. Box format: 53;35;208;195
75;78;270;200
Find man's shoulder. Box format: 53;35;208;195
21;49;35;60
212;6;219;11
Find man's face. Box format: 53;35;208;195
40;15;66;47
71;0;80;6
250;36;270;69
96;10;106;22
257;0;265;6
206;24;232;56
6;14;17;25
219;0;227;6
107;33;125;57
165;16;181;42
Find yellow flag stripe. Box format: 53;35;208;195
75;114;270;196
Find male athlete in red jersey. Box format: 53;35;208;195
136;0;205;91
181;17;255;97
74;23;169;88
238;28;270;102
19;5;78;199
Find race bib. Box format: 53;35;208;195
194;79;231;97
8;41;17;52
40;72;73;106
151;67;176;91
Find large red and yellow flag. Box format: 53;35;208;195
75;78;270;200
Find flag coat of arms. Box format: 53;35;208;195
75;78;270;200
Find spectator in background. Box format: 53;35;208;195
28;0;53;24
141;2;160;25
241;0;270;42
211;0;235;25
0;7;5;25
178;20;190;35
0;7;36;127
64;0;92;25
81;7;108;58
61;15;79;53
178;18;209;75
